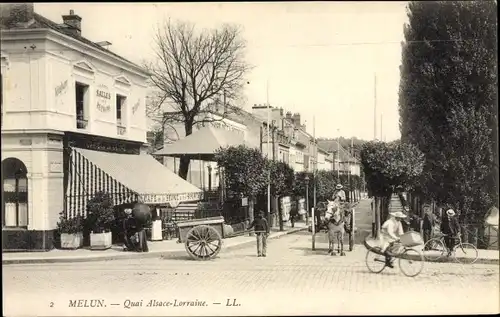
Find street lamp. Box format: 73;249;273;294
304;174;310;226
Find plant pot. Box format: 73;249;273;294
90;231;112;250
223;224;234;237
60;233;84;249
151;219;163;241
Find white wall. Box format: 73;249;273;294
1;31;148;143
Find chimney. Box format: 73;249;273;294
292;113;301;126
0;3;34;27
62;9;82;36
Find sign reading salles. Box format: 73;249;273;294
96;85;111;112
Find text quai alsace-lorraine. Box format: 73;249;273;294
124;299;207;309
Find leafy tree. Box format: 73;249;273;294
360;140;425;197
399;1;498;224
268;161;294;198
145;19;251;179
214;145;268;224
86;192;115;233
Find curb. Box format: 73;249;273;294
363;238;499;265
2;227;307;265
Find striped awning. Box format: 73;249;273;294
65;147;202;218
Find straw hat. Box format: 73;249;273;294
390;211;407;218
446;209;456;217
336;184;343;190
124;208;132;215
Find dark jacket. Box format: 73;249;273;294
423;213;435;230
440;216;460;236
248;217;269;234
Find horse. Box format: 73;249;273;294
324;199;349;256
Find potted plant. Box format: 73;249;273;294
57;211;84;249
86;191;115;250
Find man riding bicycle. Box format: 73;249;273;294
380;211;407;268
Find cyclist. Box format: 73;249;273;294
440;209;460;256
380;211;407;268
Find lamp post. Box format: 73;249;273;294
304;174;310;226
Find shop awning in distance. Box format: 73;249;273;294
72;147;203;206
153;126;245;160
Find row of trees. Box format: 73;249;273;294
398;1;498;228
215;145;364;227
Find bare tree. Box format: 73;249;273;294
144;19;251;180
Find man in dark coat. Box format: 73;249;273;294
247;211;270;257
422;204;435;249
440;208;460;255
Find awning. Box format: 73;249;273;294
153;126;245;160
65;147;202;218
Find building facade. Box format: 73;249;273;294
0;4;167;251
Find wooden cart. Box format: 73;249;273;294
175;216;225;260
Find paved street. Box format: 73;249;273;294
3;231;498;316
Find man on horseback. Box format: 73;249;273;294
332;184;347;203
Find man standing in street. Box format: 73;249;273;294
247;210;270;257
422;204;435;249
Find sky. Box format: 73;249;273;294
36;2;409;141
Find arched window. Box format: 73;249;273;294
2;157;28;228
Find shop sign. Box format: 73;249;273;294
96;85;111;112
140;192;202;204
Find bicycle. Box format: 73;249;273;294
365;241;424;277
422;233;478;264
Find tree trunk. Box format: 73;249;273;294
278;196;284;231
178;122;194;180
248;197;255;237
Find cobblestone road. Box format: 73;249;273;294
4;232;499;316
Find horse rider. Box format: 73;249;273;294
332;184;347;203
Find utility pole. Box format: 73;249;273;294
337;129;340;180
313;116;317;208
380;113;383;141
374;73;377;141
266;80;271;231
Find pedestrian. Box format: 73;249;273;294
440;208;460;256
247;210;270;257
422;204;435;249
122;208;137;251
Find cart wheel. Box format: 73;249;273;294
185;225;222;260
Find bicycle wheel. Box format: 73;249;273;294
422;238;446;261
453;243;478;264
365;247;386;273
399;248;424;277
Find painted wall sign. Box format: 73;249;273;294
19;139;32;146
132;99;140;114
96;85;111;112
50;162;63;173
55;80;68;97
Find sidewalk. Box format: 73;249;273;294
2;223;307;265
364;236;499;265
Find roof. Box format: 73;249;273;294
74;147;202;204
154;125;245;160
319;139;358;163
3;12;144;72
